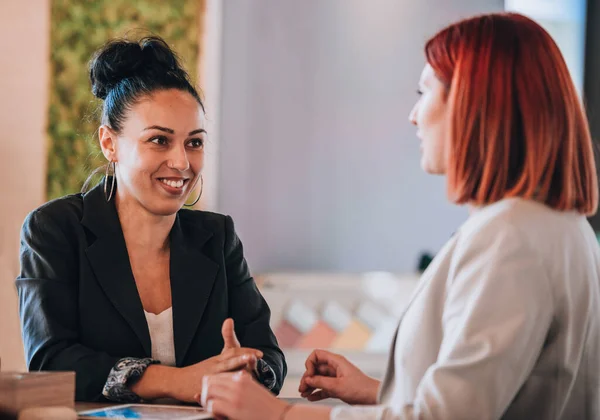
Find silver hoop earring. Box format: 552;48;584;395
184;174;203;207
104;161;116;202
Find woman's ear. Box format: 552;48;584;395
98;125;118;162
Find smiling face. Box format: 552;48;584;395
408;64;450;175
99;88;206;216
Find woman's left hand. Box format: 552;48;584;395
221;318;260;378
196;371;288;420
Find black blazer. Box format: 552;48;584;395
16;182;286;401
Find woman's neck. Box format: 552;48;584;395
115;191;176;254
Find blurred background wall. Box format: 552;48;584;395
0;0;50;372
218;0;503;273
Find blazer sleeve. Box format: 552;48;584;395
330;223;554;420
223;215;287;395
16;209;121;401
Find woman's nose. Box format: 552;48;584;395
408;104;418;126
167;145;190;171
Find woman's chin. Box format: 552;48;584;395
420;158;433;174
145;198;185;217
421;159;446;176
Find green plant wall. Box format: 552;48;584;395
47;0;202;200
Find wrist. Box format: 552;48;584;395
366;377;380;404
129;364;175;400
160;365;182;399
271;400;292;420
165;365;203;402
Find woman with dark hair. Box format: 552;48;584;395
199;13;600;420
17;36;286;403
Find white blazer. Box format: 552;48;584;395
332;198;600;419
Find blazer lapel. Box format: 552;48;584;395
169;214;219;366
377;321;400;402
81;182;151;356
378;235;459;402
377;279;431;402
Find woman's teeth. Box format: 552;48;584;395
160;179;184;188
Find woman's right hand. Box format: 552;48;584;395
170;348;262;402
298;349;380;405
132;318;262;403
171;318;262;402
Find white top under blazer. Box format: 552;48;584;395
144;307;176;367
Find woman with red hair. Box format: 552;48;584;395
199;13;600;419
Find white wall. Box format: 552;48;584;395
197;0;223;211
0;1;50;371
218;0;503;273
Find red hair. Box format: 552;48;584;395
425;13;598;215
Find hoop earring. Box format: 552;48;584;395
104;161;116;202
184;174;203;207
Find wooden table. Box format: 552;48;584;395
76;397;344;418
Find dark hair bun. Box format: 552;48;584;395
89;36;184;100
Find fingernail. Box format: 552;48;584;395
207;400;213;413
